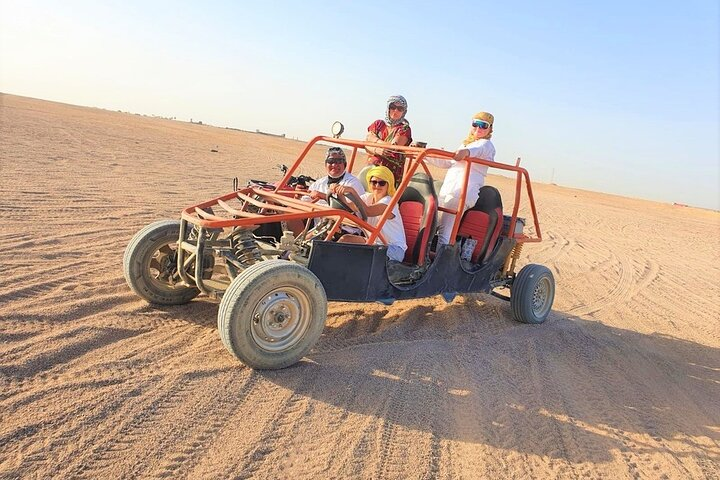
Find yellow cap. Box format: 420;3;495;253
365;165;396;196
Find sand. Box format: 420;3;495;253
1;93;719;479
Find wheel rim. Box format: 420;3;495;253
531;276;553;317
251;287;312;352
147;243;184;292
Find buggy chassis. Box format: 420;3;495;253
124;134;555;369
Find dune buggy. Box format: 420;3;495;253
123;125;555;369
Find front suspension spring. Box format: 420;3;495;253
231;228;262;266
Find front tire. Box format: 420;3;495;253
123;220;200;305
511;264;555;324
218;260;327;369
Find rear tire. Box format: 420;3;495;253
123;220;200;305
511;264;555;324
218;260;327;369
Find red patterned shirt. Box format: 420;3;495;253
367;119;413;183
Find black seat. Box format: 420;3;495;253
456;186;503;263
398;173;438;265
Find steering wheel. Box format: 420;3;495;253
328;192;368;221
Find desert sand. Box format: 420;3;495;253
1;93;719;479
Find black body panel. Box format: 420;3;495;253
307;237;515;302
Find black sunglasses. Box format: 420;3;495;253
369;179;388;187
326;158;345;165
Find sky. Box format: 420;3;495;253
1;0;719;210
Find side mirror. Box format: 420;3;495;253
331;121;344;138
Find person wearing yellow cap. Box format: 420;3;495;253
425;112;496;244
332;165;407;262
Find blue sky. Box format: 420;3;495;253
2;0;718;209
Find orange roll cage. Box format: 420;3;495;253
180;136;541;247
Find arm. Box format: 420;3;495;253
329;184;360;198
331;185;394;219
424;144;471;169
306;177;326;201
366;130;382;143
308;189;326;201
390;133;410;146
376;125;412;155
389;124;411;147
453;148;471;161
365;121;387;156
365;130;385;156
424;155;455;169
328;184;366;215
362;195;395;219
364;201;394;219
461;140;495;162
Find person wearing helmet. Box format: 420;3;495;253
365;95;413;185
425;111;496;245
306;147;365;203
295;146;366;236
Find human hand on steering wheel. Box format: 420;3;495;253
327;186;368;221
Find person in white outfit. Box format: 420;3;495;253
289;147;366;236
307;147;365;202
425;111;496;245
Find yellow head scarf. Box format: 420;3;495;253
463;111;494;146
365;165;396;196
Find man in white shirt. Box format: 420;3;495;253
302;147;365;235
307;147;365;202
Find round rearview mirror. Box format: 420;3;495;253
331;121;344;138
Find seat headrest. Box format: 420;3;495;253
356;165;373;192
473;185;503;212
400;173;436;204
408;173;436;196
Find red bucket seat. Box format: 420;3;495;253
398;173;438;265
456;186;503;263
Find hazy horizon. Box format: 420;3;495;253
1;1;718;210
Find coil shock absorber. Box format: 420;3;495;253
502;242;524;277
230;227;262;267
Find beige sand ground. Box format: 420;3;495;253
1;93;719;479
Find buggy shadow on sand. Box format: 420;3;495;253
124;126;555;369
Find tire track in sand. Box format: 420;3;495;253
565;251;659;317
225;373;323;480
53;368;251;479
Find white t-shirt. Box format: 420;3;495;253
308;172;365;199
305;172;366;233
361;192;407;260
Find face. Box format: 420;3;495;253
369;176;389;195
325;157;346;177
471;119;491;139
388;103;405;121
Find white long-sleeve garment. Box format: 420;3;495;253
425;138;495;244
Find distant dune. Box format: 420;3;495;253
1;93;718;479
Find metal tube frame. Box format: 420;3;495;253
176;135;543;293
